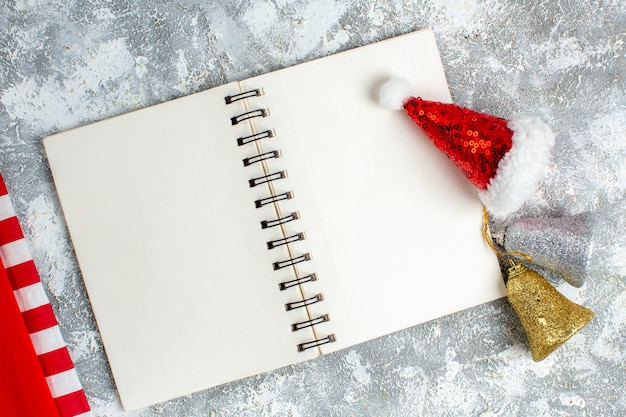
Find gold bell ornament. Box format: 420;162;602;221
506;263;594;361
483;208;594;361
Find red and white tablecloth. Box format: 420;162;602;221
0;175;92;417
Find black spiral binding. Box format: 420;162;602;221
273;253;311;270
244;150;281;167
248;170;287;188
292;314;329;331
260;212;299;229
224;88;263;104
226;87;335;353
297;335;336;352
237;129;275;146
266;231;304;249
278;273;317;290
285;294;324;311
231;109;269;125
256;191;293;209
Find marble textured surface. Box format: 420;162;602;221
1;0;624;416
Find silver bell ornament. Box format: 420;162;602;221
492;212;594;287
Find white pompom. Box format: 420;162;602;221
379;76;412;110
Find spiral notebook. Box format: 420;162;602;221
43;29;504;410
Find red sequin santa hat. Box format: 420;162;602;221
380;76;555;219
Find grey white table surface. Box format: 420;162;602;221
1;1;624;416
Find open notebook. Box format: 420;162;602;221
44;29;504;410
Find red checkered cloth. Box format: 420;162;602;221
0;175;92;417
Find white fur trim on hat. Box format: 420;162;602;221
478;116;555;219
379;76;412;110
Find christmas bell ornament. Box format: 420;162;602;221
506;263;594;361
482;208;594;361
379;76;555;219
492;212;594;287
